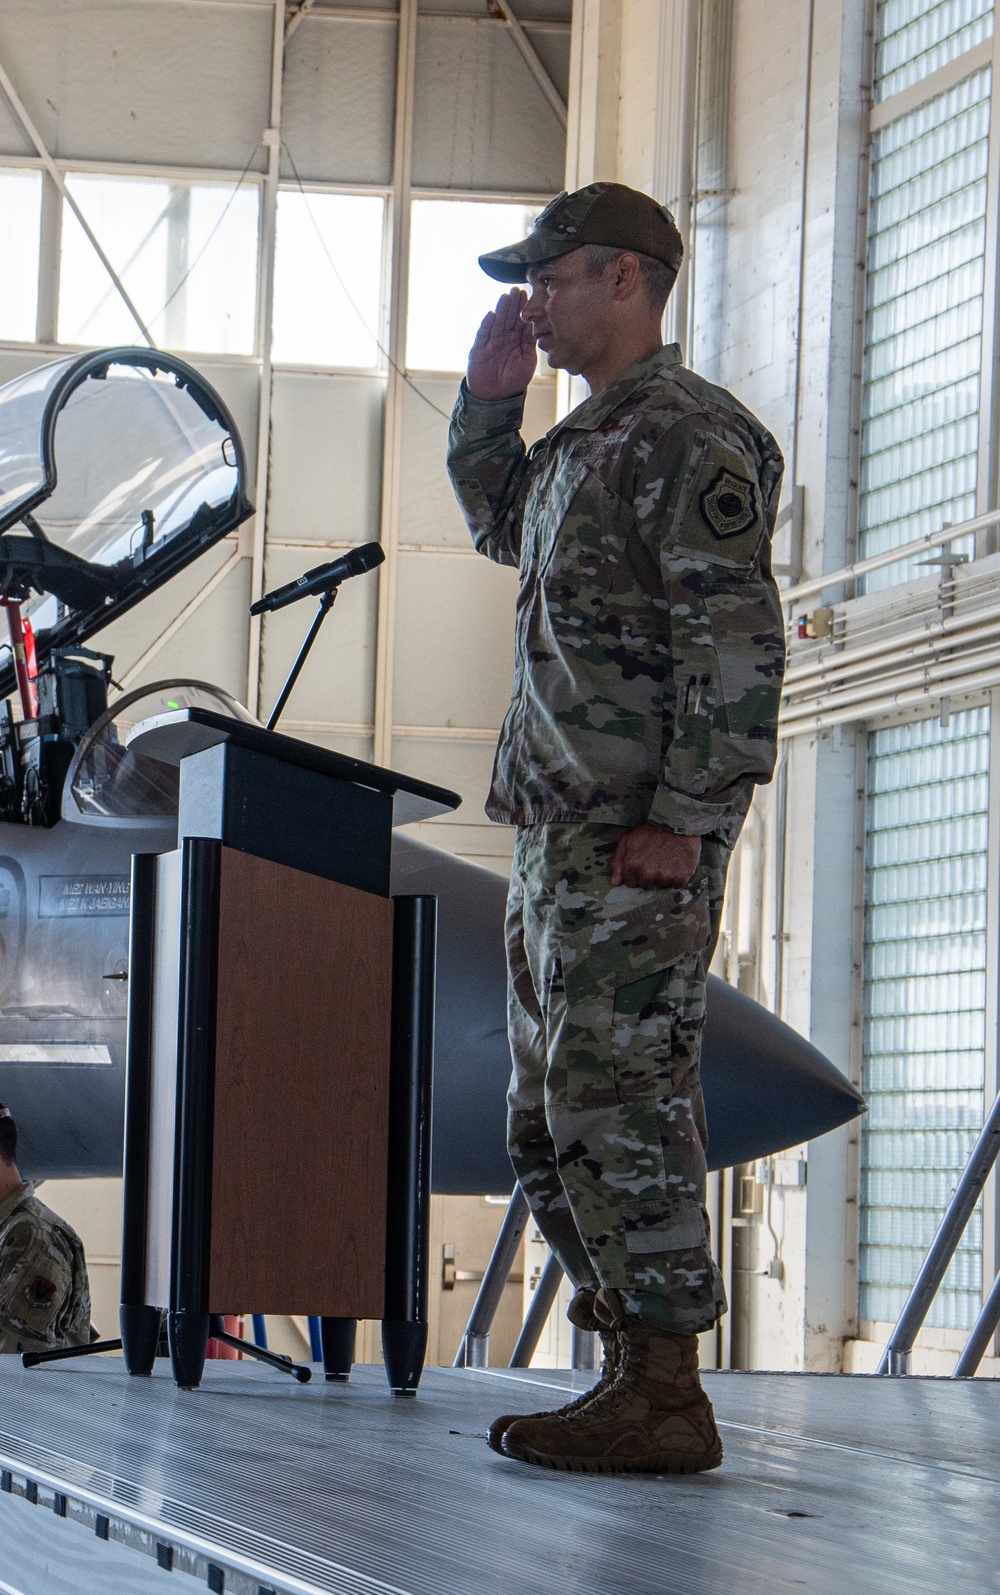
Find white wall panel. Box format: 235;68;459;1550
288;729;373;762
412;17;565;193
91;540;251;700
280;15;396;185
193;358;261;485
258;543;377;727
391;734;500;822
392;737;514;871
398;376;556;548
392;550;517;728
268;371;385;545
0;1;273;170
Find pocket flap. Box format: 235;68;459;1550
561;886;710;1005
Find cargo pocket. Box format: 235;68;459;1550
558;885;710;1110
622;1188;710;1256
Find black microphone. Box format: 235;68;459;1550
249;542;385;616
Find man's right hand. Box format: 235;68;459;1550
467;288;537;401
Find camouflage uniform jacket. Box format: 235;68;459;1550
447;343;785;844
0;1182;92;1353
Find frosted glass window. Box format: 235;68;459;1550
58;173;260;355
860;68;990;591
407;200;541;373
0;170;42;342
272;191;384;368
860;707;989;1333
875;0;994;102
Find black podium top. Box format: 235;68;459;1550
127;708;460;827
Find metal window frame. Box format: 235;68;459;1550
850;5;1000;1356
853;687;998;1352
857;22;1000;581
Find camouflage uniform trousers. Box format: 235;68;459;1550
506;822;729;1335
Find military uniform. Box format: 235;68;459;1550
0;1182;92;1354
448;341;784;1334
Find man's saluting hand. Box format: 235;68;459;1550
467;288;537;401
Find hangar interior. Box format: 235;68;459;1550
2;0;1000;1591
1;0;999;1384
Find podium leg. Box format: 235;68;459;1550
383;896;436;1396
120;1304;162;1377
320;1317;357;1382
168;1311;209;1390
381;1321;427;1398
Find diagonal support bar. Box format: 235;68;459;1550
488;0;567;129
455;1186;529;1368
877;1087;1000;1375
284;0;318;41
0;53;155;346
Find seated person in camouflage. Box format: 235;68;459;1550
0;1106;92;1355
447;185;785;1474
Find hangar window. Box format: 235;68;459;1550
0;169;42;343
57;173;260;355
272;190;385;369
859;64;990;590
405;199;541;373
875;0;994;101
859;707;990;1333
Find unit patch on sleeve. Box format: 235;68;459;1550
700;469;759;540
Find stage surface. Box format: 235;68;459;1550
0;1358;996;1594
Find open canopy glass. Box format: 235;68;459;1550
0;347;252;690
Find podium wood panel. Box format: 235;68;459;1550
208;846;393;1316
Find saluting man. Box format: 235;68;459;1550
447;183;785;1474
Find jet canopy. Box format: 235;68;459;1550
0;348;252;693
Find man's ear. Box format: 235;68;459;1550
611;251;643;301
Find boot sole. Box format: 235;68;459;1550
501;1442;723;1475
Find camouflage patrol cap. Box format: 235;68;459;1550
479;183;684;284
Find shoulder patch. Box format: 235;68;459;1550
700;469;758;540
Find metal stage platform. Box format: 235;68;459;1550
0;1359;996;1595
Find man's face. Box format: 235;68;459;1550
522;249;618;375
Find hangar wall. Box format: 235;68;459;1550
571;0;1000;1378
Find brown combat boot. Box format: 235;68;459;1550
486;1288;620;1455
501;1290;722;1474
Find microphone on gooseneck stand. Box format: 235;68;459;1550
249;542;384;617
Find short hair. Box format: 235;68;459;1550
0;1106;15;1167
584;243;677;309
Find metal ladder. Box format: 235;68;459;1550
878;1086;1000;1376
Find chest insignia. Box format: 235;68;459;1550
700;469;757;539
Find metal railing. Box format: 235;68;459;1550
877;1087;1000;1377
782;507;1000;610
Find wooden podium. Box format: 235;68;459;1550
117;710;459;1392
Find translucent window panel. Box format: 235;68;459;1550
272;191;384;368
860;707;989;1333
860;68;990;591
58;173;260;355
875;0;994;102
406;200;541;373
0;170;42;342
